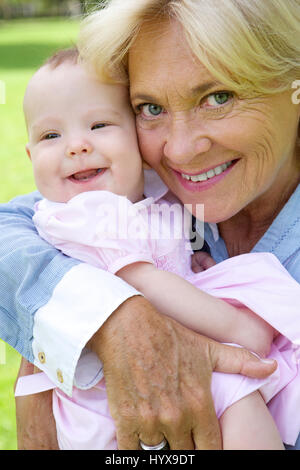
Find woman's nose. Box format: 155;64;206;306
163;120;212;164
66;140;93;157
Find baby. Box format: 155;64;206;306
16;48;300;450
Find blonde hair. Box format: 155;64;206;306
78;0;300;97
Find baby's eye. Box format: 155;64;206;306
203;92;233;108
91;123;106;130
139;104;164;118
42;132;60;140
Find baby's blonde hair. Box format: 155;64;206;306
43;46;80;68
78;0;300;96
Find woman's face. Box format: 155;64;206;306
129;20;300;222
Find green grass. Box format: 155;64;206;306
0;16;80;450
0;341;20;450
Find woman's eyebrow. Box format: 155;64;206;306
191;81;222;96
131;81;222;103
130;93;158;103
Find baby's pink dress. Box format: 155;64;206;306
16;190;300;448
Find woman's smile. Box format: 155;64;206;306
170;159;238;193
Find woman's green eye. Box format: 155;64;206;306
205;92;232;107
141;104;163;117
148;104;162;115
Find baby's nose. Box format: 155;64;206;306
66;141;93;157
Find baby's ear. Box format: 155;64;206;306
142;160;152;170
25;144;31;160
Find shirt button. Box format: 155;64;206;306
38;352;46;364
56;369;64;383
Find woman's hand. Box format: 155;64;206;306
89;296;277;450
15;358;59;450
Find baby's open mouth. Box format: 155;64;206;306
70;168;104;182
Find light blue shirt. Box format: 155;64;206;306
0;191;80;362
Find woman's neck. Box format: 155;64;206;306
218;170;300;257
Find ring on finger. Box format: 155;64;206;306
139;437;169;450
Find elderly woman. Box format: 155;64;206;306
2;0;300;450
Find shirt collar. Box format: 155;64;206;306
207;223;220;242
253;183;300;264
143;169;169;202
202;184;300;264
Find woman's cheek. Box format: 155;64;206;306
136;125;164;167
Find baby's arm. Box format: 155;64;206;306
117;262;274;357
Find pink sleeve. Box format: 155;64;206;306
33;192;155;273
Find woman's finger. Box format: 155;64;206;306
192;408;222;450
116;430;140;450
209;339;277;379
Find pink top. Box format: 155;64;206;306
29;189;300;446
33;190;194;277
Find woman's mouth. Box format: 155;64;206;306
173;159;238;192
69;168;106;183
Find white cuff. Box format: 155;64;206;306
32;263;141;396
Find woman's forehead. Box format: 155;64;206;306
129;19;192;69
128;20;217;101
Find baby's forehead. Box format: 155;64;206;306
24;63;69;102
23;63;82;131
25;62;129;104
24;62;132;131
23;65;58;113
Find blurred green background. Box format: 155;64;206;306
0;15;80;450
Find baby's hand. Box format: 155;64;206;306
191;251;216;273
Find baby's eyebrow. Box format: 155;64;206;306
30;116;59;132
85;107;123;119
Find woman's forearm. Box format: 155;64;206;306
118;262;274;357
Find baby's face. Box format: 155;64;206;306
24;63;144;202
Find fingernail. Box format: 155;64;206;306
260;358;275;364
250;352;275;363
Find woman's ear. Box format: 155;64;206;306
142;160;152;170
25;144;31;161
